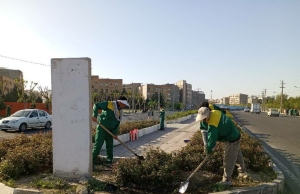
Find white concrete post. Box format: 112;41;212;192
51;58;92;180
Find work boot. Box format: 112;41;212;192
238;172;249;179
217;179;232;187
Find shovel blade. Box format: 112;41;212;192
179;180;189;193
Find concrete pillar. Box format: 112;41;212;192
51;58;92;180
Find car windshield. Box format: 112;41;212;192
11;110;32;117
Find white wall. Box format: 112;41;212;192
51;58;92;180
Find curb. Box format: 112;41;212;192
0;183;41;194
210;117;285;194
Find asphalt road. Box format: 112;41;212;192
232;111;300;194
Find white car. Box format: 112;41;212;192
244;107;250;112
267;108;280;117
0;109;52;132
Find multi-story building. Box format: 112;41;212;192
0;67;23;80
222;97;230;105
0;76;15;94
141;83;179;108
176;80;187;109
186;84;193;109
192;91;206;108
229;93;248;105
122;83;142;94
91;76;122;93
248;96;258;104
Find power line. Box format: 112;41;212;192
0;55;50;67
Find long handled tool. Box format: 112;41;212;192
96;122;145;160
179;143;220;193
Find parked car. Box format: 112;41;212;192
267;108;280;117
0;109;52;132
244;107;250;112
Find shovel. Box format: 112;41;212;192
179;143;220;193
96;122;145;160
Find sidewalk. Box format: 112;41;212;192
99;117;199;160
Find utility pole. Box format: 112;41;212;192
261;91;265;111
280;80;285;113
132;84;135;113
158;88;160;110
172;93;175;111
264;89;267;111
211;90;212;101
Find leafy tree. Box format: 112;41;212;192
4;85;18;102
38;86;52;113
0;98;5;110
36;96;43;103
14;79;28;103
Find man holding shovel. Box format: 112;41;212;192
159;105;165;130
196;107;248;186
92;96;130;167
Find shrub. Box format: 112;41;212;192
0;132;52;180
112;113;271;192
166;110;197;120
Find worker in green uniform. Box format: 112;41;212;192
159;106;165;130
6;105;11;117
92;96;130;167
199;101;224;151
196;107;248;186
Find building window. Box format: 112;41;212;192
94;89;98;92
110;83;112;86
104;83;108;87
100;83;103;86
115;83;118;87
92;86;94;88
94;82;97;85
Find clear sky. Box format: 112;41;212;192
0;0;299;99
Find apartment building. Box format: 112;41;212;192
122;83;142;94
192;91;205;108
0;76;15;94
141;83;179;106
0;67;23;80
187;84;193;109
176;80;187;109
91;76;122;93
222;97;230;105
229;93;248;105
248;96;258;104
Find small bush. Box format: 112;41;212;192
112;112;272;192
0;132;52;180
166;110;197;120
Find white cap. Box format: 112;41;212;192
196;107;210;121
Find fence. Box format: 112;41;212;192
1;102;51;116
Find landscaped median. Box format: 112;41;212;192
0;110;284;194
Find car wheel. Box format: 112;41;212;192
19;123;27;132
45;121;51;129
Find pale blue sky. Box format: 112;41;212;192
0;0;299;99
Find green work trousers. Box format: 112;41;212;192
6;111;10;117
160;118;165;129
92;126;114;164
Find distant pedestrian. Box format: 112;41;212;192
159;106;165;130
147;108;154;120
6;105;11;117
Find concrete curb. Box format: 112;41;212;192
0;183;41;194
210;117;285;194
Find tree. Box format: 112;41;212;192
0;98;5;110
14;79;28;103
38;85;52;113
27;81;38;103
36;96;43;103
150;92;165;108
4;85;18;102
